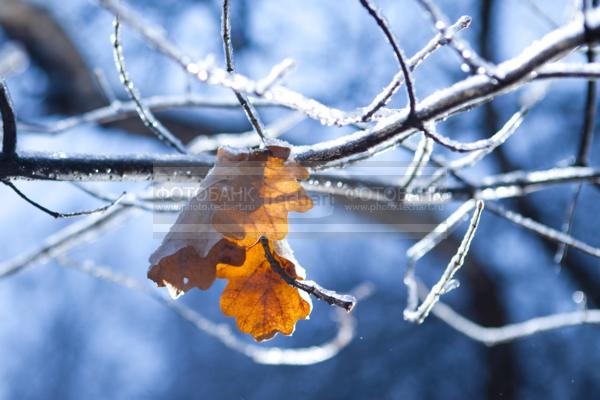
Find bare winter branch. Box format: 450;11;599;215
59;256;369;365
404;200;484;323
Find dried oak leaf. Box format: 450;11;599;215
217;239;312;341
147;160;245;298
148;145;313;304
148;240;245;299
211;145;313;246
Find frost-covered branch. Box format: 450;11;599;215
404;200;484;323
221;0;266;141
260;237;357;312
18;94;279;134
426;283;600;346
59;256;368;365
0;205;134;278
97;0;465;127
112;16;188;153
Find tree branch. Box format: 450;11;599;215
358;0;418;119
59;255;364;365
112;17;188;153
1;180;125;218
404;200;484;323
260;237;357;312
425;281;600;346
221;0;266;142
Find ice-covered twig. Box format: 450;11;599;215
421;101;536;189
59;256;371;365
260;237;357;311
112;17;188;153
403;200;477;311
188;111;305;154
404;200;476;310
93;68;118;104
18;94;279;134
221;0;266;142
404;200;484;323
255;58;295;95
427;284;600;346
71;183;178;213
487;202;600;259
96;0;461;126
359;16;471;123
415;0;502;79
536;62;600;78
407;199;478;262
357;0;418;119
400;133;433;189
420;123;502;153
0;205;134;278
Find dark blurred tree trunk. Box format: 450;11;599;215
477;1;520;398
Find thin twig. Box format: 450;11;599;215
188;111;305;154
404;200;484;323
93;67;118;104
359;16;471;123
407;199;478;261
555;184;584;263
18;94;279;134
403;199;478;311
400;134;433;189
358;0;418;119
0;205;134;278
487;202;600;259
415;0;502;80
421;94;541;189
255;58;295;95
260;237;357;312
60;256;365;365
536;62;600;78
423;110;526;188
420;121;519;153
421;280;600;346
112;17;188;153
556;0;599;263
70;183;178;213
221;0;266;142
2;180;125;219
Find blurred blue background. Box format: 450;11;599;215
1;0;600;398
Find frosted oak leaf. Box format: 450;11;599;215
148;146;314;340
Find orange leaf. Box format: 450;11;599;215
148;240;245;299
148;182;244;298
148;145;313;339
210;146;313;246
217;240;312;341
